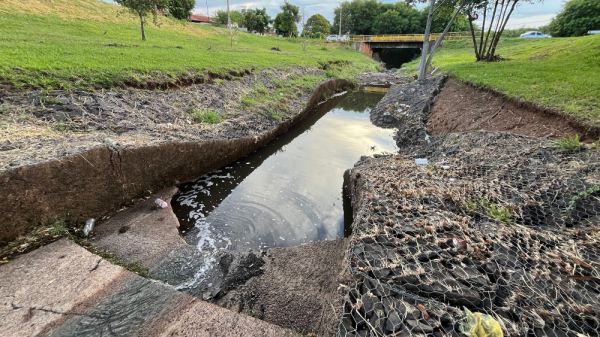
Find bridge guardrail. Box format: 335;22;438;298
350;32;476;43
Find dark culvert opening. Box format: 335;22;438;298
375;48;421;69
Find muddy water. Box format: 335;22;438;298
173;90;395;252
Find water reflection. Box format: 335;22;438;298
173;91;396;252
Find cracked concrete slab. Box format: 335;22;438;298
0;239;127;337
0;239;291;336
93;187;186;269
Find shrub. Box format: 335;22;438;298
189;109;223;124
556;134;582;151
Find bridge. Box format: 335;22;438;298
350;33;467;62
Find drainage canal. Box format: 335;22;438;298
173;89;396;252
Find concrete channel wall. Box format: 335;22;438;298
0;79;353;242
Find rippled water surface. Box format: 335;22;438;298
173;91;396;252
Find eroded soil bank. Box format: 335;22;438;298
428;79;597;141
0;67;355;243
337;77;600;336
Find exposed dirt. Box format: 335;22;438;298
0;67;328;172
428;79;595;141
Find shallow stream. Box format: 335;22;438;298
173;90;395;252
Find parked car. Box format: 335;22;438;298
588;30;600;35
520;31;551;38
326;35;350;42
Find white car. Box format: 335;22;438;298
520;31;551;38
326;35;350;42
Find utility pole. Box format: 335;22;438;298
338;3;342;36
226;0;231;34
206;0;209;21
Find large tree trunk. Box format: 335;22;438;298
139;14;146;41
424;4;465;72
418;0;436;81
487;1;518;60
481;0;499;59
468;15;480;61
478;7;487;57
485;0;506;59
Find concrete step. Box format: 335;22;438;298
0;239;291;337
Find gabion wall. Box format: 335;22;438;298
339;132;600;337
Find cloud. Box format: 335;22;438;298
104;0;563;30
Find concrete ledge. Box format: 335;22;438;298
1;79;352;242
0;239;291;337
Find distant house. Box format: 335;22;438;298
189;15;212;25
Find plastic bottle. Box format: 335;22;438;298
155;198;169;209
83;218;95;237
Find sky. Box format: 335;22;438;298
190;0;565;29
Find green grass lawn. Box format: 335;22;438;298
405;36;600;128
0;0;377;89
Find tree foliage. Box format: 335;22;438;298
548;0;600;37
429;4;471;33
244;8;271;34
331;2;353;34
372;3;422;34
215;9;246;27
415;0;468;80
332;0;470;35
165;0;194;20
273;1;300;37
115;0;166;40
306;14;332;36
350;0;383;35
465;0;542;62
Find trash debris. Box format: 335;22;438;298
186;119;191;124
155;198;169;209
460;308;504;337
449;178;456;182
397;108;403;113
425;134;430;143
383;111;393;123
279;92;284;96
431;67;439;75
83;218;95;237
442;165;451;170
415;158;428;165
390;165;397;169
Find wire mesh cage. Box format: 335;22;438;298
338;132;600;337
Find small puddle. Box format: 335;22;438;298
173;90;396;252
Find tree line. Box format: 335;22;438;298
332;0;472;36
213;1;333;38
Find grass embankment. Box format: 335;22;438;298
405;36;600;128
0;0;377;89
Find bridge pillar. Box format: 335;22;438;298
352;41;372;56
